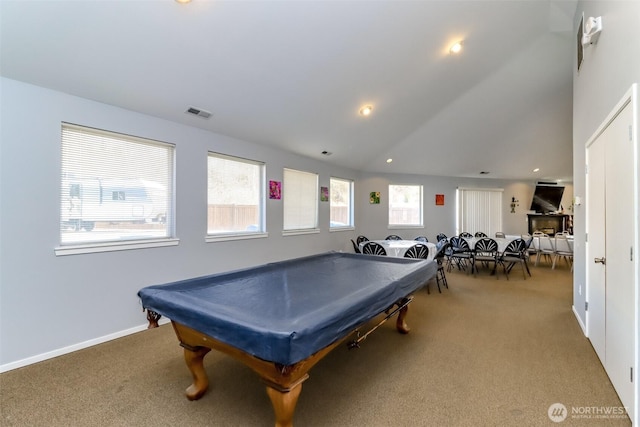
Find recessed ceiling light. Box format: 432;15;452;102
359;105;373;116
533;168;540;172
386;158;393;163
449;41;463;54
175;0;191;3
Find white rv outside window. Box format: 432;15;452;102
56;123;176;255
206;153;266;241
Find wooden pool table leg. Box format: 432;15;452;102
265;382;303;427
181;344;211;400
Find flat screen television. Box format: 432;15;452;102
530;185;565;214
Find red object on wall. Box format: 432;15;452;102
435;194;444;206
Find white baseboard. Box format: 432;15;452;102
572;304;587;335
0;317;170;373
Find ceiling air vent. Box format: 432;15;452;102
185;106;212;119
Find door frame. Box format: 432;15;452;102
584;83;639;425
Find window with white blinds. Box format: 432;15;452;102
329;177;354;228
59;123;175;250
207;153;265;237
283;168;318;232
456;188;503;236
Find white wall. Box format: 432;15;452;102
572;2;640;422
0;78;360;370
572;1;640;330
357;172;572;241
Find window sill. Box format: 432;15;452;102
206;232;268;243
54;238;179;256
329;226;355;232
282;228;320;237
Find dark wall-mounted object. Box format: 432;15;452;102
530;185;565;214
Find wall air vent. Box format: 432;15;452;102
537;181;557;186
185;106;212;119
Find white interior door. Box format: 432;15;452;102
586;130;606;363
586;93;636;422
603;100;635;416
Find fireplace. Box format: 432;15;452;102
527;214;572;235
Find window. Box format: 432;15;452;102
456;188;503;236
389;184;423;227
283;168;318;233
329;177;354;229
207;153;265;238
58;123;175;253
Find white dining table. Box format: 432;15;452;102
359;240;437;260
461;237;518;253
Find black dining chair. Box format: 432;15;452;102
433;239;450;292
385;234;402;240
404;243;431;293
414;236;429;243
471;237;499;278
404;243;429;260
351;239;361;254
498;238;529;280
448;236;472;272
436;233;448;242
474;232;487;237
361;241;387;256
459;231;473;238
356;235;369;245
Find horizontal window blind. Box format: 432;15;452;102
60;123;174;245
283;168;318;231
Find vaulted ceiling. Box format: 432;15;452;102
0;0;577;181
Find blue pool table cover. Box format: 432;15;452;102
138;252;436;365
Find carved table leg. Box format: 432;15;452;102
182;345;211;400
265;383;303;427
145;309;161;328
395;304;410;334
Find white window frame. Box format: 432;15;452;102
456;187;504;236
55;123;177;256
329;177;355;231
282;168;319;236
388;184;424;229
206;152;267;242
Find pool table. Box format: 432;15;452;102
138;251;436;427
